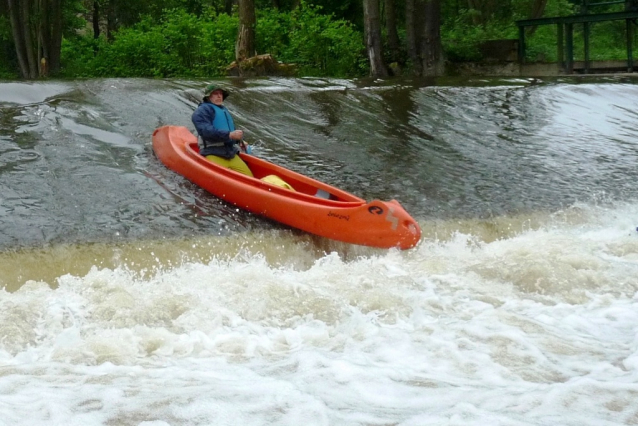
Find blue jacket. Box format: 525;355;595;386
191;99;239;159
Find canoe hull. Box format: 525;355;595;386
152;126;421;249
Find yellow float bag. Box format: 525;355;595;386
261;174;295;191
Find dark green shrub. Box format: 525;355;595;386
278;3;367;77
0;16;18;78
62;9;237;78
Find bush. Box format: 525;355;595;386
62;9;238;78
0;16;18;78
256;8;293;58
270;3;367;77
60;36;106;77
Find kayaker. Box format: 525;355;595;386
191;84;253;177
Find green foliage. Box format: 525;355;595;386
255;0;297;12
61;3;367;78
442;0;577;62
256;3;368;77
264;3;367;77
0;15;10;42
0;52;18;79
523;25;561;62
520;1;638;62
63;0;88;38
60;36;104;77
570;20;638;61
107;0;225;26
47;0;638;78
191;11;238;75
442;9;517;62
541;0;576;17
61;9;237;77
256;8;292;58
309;0;363;29
0;16;18;79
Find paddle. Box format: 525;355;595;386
239;139;253;154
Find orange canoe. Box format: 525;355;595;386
152;126;421;249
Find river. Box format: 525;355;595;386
1;76;637;425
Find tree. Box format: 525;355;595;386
236;0;256;61
6;0;64;78
526;0;548;35
405;0;443;76
383;0;400;64
405;0;422;75
419;0;443;76
7;0;34;78
363;0;388;77
92;0;100;38
530;0;548;19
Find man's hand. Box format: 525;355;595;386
229;130;244;140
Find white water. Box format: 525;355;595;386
1;201;637;425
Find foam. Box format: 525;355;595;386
1;202;637;424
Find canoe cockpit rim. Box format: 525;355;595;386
181;141;365;208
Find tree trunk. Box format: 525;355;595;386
236;0;256;62
93;0;101;39
384;0;400;63
39;0;50;76
49;0;63;73
466;0;481;25
107;0;117;41
526;0;547;36
419;0;444;76
530;0;547;18
363;0;388;77
405;0;422;75
6;0;67;78
7;0;31;78
22;0;38;78
225;0;233;15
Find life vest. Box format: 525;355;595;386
211;104;235;134
197;103;236;152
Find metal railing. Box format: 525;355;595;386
516;0;638;73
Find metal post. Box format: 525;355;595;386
518;25;526;64
628;18;635;71
584;22;591;73
557;23;565;71
566;23;574;73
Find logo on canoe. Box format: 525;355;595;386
369;205;398;230
327;211;350;221
368;206;384;215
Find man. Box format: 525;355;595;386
191;84;253;176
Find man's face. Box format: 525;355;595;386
210;90;224;105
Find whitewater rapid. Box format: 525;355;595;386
1;201;638;425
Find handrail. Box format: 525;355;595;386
515;8;638;74
516;10;638;27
